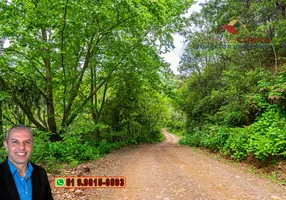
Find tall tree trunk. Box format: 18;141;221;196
90;66;100;138
41;28;58;139
91;66;97;122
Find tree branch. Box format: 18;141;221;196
4;49;46;80
61;0;69;116
0;76;46;130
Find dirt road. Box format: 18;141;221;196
53;129;286;200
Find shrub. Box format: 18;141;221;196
223;128;249;160
248;110;286;160
180;111;286;162
202;127;231;151
32;131;101;165
179;130;207;147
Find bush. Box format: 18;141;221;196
98;140;126;155
248;110;286;160
223;128;249;160
31;131;101;167
180;72;286;162
179;130;207;147
202;127;231;151
180;109;286;162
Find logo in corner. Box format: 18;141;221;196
217;19;271;44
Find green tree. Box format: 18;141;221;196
0;0;193;140
175;0;286;162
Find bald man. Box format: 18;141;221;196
0;125;53;200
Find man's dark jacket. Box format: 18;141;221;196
0;158;54;200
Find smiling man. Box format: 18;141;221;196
0;125;54;200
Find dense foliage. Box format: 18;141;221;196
1;0;285;170
0;0;192;166
174;0;286;163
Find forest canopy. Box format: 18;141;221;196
0;0;192;137
0;0;193;166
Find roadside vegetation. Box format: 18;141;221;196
1;0;285;179
0;0;192;171
167;0;286;180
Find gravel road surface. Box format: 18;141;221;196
52;129;286;200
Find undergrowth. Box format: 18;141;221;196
0;129;164;173
180;73;286;163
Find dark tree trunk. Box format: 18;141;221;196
41;28;58;140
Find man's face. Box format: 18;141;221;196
4;129;34;167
